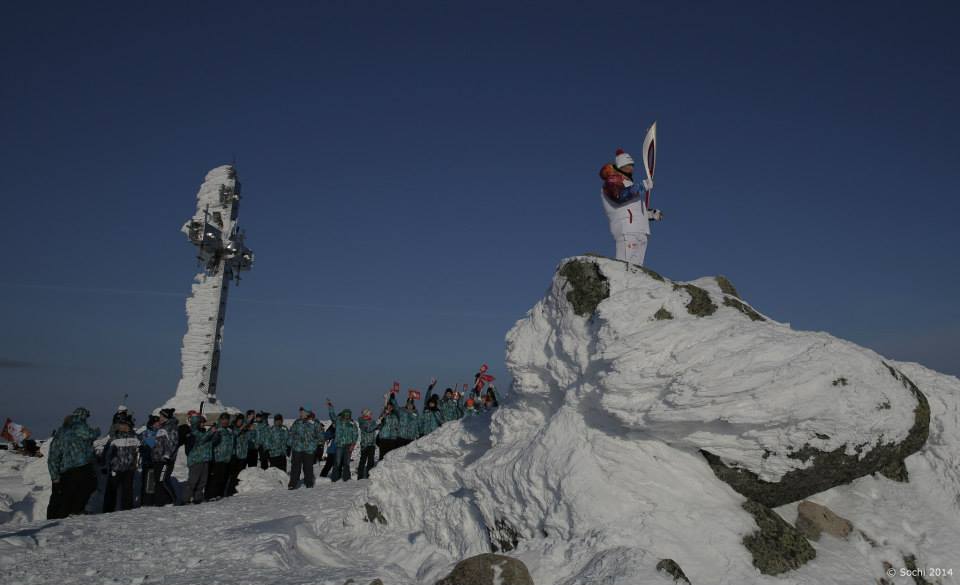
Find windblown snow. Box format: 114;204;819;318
2;256;959;585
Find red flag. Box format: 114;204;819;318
1;418;28;444
408;390;421;400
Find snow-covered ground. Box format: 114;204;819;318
2;256;958;584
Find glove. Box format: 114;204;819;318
647;209;664;221
642;177;654;192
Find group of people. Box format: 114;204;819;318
45;374;500;518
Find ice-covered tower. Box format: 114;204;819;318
163;165;254;413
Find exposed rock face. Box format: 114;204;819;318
701;363;929;507
655;558;691;584
742;501;816;575
795;501;853;541
434;554;534;585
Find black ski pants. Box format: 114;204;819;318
246;447;259;468
357;445;376;479
319;453;335;477
377;438;398;461
288;451;316;488
103;469;135;513
329;445;352;482
268;454;287;472
206;461;230;500
60;463;97;516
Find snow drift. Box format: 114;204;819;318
359;255;960;583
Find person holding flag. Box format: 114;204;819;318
598;122;664;266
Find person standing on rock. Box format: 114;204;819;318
599;148;663;266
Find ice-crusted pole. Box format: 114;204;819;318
163;165;254;414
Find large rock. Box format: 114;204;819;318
434;554;534;585
357;256;944;584
742;500;816;575
794;500;853;541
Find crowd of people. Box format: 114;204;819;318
45;372;500;519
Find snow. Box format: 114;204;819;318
1;256;958;585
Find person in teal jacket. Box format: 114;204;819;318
263;414;289;471
356;409;379;480
253;412;271;469
227;414;249;496
439;388;464;423
419;394;443;437
185;414;213;504
287;409;319;489
397;399;419;447
327;402;358;482
206;413;235;500
377;399;401;461
47;407;100;518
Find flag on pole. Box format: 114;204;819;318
408;390;421;401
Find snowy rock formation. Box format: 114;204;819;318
359;256;960;583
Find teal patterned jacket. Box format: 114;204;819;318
287;419;319;453
329;409;359;447
357;417;378;449
186;419;214;466
262;424;289;457
397;408;419;440
419;409;443;437
211;426;235;463
47;415;100;482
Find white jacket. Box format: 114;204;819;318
601;178;650;237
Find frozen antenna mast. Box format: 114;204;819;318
163;165;254;413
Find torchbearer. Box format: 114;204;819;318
599;122;664;266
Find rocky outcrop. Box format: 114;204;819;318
435;554;534;585
701;363;930;508
742;501;816;575
655;559;691;584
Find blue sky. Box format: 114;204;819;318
2;1;958;434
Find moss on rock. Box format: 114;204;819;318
716;275;740;298
742;500;816;575
701;364;930;507
673;284;718;317
654;308;674;320
559;260;610;317
723;296;765;322
640;266;666;282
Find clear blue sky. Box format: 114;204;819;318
2;1;958;434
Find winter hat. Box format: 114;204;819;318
159;408;175;419
465;399;475;408
274;414;283;421
361;408;372;418
339;409;352;419
116;405;128;413
614;148;634;170
73;407;90;419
